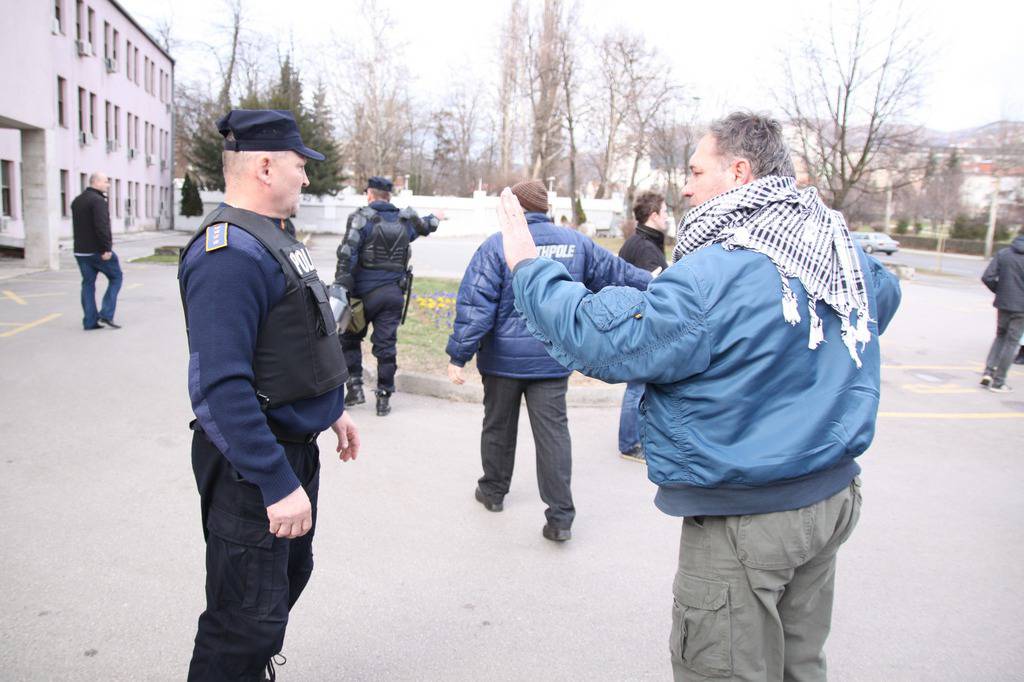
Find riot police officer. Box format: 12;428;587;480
178;109;360;680
333;176;440;416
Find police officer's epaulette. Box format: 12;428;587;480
205;223;229;252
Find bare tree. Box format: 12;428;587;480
525;0;565;181
496;0;527;184
557;2;584;224
649;103;699;219
588;31;631;199
779;1;927;212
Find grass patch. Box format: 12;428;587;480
131;253;180;264
396;276;462;375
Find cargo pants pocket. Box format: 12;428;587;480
671;572;732;678
206;507;288;620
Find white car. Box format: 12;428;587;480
851;231;900;255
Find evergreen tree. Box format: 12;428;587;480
180;173;204;216
186;104;228;191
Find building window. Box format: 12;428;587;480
89;93;97;137
1;160;13;218
80;172;87;192
57;77;66;127
134;47;140;85
114;179;121;218
77;87;85;133
126;40;132;80
114;105;121;144
105;101;111;142
134;115;140;150
54;0;63;33
87;7;95;52
103;21;110;59
75;0;83;41
60;170;69;218
112;29;118;62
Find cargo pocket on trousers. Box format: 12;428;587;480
671;573;732;678
206;507;287;619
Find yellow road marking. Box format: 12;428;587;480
2;290;27;305
19;292;65;299
882;365;981;371
0;322;21;326
879;412;1024;420
125;283;143;290
900;383;978;395
0;312;62;338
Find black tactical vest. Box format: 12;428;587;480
359;211;410;273
179;206;348;409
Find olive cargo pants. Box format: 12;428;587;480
671;479;861;681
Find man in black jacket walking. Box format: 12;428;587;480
615;191;670;462
980;229;1024;392
71;172;123;330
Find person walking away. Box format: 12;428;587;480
72;172;123;330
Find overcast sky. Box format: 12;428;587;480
121;0;1024;132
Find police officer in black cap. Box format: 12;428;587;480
178;109;361;680
332;176;441;416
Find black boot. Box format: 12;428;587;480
375;388;392;416
345;376;365;406
1015;346;1024;365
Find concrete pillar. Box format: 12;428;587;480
21;128;60;270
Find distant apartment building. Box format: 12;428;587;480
0;0;173;268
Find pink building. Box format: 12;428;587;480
0;0;174;268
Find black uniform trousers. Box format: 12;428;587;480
479;374;575;529
341;282;404;392
188;428;320;682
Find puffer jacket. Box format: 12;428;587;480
982;235;1024;312
511;243;901;517
447;212;651;378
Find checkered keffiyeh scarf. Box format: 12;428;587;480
673;175;872;366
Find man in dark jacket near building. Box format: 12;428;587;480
71;172;123;330
616;191;670;462
497;112;901;678
980;229;1024;392
446;180;650;542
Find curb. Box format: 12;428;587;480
362;367;624;407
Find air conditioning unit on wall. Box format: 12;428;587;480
127;148;137;159
78;131;88;146
0;216;9;233
52;18;61;35
145;154;155;166
76;41;91;57
104;57;117;73
106;139;117;153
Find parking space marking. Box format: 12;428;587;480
2;290;27;305
900;383;979;395
0;313;62;338
879;411;1024;420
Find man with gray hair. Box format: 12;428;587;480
495;111;902;679
71;172;122;329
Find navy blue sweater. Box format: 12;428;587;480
180;222;345;506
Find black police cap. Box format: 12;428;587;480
217;109;325;161
367;176;394;192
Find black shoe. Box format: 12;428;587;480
619;444;645;463
980;374;993;387
345;378;365;407
1015;350;1024;365
542;523;572;542
98;317;121;329
84;323;102;330
375;389;392;416
474;487;503;512
264;653;286;682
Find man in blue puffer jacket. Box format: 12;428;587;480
446;180;650;542
497;114;901;680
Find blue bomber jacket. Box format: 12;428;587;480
446;212;651;379
511;243;901;516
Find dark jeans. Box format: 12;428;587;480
341;283;404;391
74;252;123;328
984;309;1024;384
188;429;321;681
479;374;575;528
617;381;644;453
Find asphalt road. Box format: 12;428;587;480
0;234;1021;680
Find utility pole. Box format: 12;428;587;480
984;174;999;259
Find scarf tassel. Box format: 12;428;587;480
807;301;824;349
840;315;863;368
781;278;801;325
